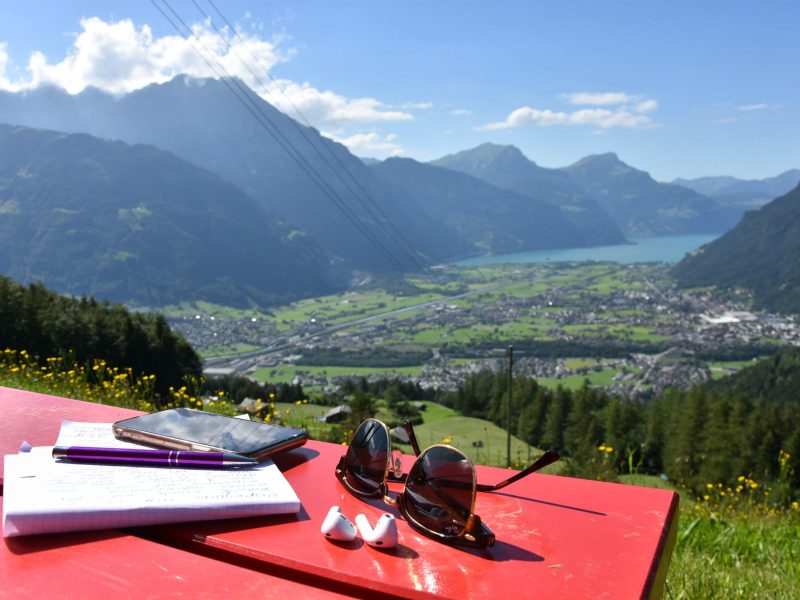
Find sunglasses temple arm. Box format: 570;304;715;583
402;420;422;456
476;450;560;492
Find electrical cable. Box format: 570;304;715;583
151;0;418;276
196;0;437;270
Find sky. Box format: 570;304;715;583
0;1;797;181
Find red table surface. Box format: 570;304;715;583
157;441;678;600
0;386;678;599
0;386;143;481
0;387;346;599
0;496;348;600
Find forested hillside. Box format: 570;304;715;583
0;124;337;307
0;274;199;395
709;346;800;403
450;366;800;496
673;184;800;314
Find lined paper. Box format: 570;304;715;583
3;421;301;537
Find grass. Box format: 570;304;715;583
617;473;800;599
393;414;553;470
250;363;425;386
536;368;622;390
667;504;799;598
707;359;765;380
198;343;260;358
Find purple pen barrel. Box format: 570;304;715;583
52;446;257;468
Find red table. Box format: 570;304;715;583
1;386;678;599
0;387;344;599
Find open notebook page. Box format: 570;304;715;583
3;421;301;537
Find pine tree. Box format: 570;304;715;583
542;387;571;452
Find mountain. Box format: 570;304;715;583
431;143;626;246
562;153;739;236
370;157;595;254
673;169;800;208
672;183;800;314
0;124;337;307
0;76;470;272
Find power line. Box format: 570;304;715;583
151;0;425;277
150;0;416;277
197;0;435;270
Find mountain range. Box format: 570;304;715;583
0;75;798;307
561;152;743;236
673;183;800;314
369;157;607;254
0;76;469;274
674;170;800;208
430;144;625;244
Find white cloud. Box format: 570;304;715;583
479;106;653;130
267;79;413;126
479;91;658;131
0;42;16;90
398;101;433;110
634;99;658;113
450;108;472;116
0;16;286;95
327;131;405;157
0;16;413;128
738;103;768;111
563;92;632;105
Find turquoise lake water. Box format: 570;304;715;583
455;234;720;267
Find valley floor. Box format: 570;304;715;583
166;262;799;398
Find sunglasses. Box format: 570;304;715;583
335;418;559;548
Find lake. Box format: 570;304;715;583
456;233;719;267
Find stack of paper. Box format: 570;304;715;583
2;421;301;537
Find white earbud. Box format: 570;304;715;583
321;506;357;542
355;513;398;549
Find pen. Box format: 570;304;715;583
52;446;258;468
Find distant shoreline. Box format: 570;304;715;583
455;233;720;267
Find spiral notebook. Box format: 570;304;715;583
2;421;301;537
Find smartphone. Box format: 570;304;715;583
112;408;308;461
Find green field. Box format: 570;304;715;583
270;399;556;472
708;359;763;380
198;343;260;358
393;414;549;470
251;364;425;388
536;368;624;390
270;289;448;329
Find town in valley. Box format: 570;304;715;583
166;262;798;400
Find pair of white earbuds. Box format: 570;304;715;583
321;506;398;549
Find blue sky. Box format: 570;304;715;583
0;1;797;181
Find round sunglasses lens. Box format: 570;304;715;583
344;419;389;495
404;446;474;538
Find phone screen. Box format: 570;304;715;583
113;408;307;460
